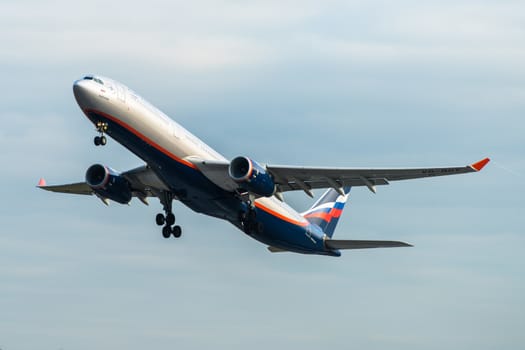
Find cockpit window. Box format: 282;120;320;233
83;75;104;85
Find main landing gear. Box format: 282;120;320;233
156;192;182;239
240;202;264;235
94;121;108;146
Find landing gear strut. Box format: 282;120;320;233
156;191;182;239
240;202;263;235
94;121;108;146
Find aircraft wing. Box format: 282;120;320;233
38;165;169;200
37;181;93;195
268;157;490;194
192;157;490;195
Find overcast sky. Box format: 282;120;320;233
1;1;524;349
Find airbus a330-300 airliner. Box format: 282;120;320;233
38;75;489;257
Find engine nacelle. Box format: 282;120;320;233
228;156;276;197
85;164;132;204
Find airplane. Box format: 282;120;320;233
38;75;490;257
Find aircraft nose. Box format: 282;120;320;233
73;79;88;98
73;79;93;109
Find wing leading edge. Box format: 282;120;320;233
268;157;490;194
191;157;490;195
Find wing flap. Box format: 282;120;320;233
325;239;412;250
122;165;169;196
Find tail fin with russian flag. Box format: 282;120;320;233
301;187;351;237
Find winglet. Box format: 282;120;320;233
470;157;490;172
37;178;47;187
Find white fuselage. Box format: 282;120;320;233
73;76;308;226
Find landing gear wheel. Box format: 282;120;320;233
166;213;175;226
156;213;165;226
162;226;171;238
158;191;183;240
94;121;108;146
172;225;182;238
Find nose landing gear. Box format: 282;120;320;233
157;192;182;239
94;121;108;146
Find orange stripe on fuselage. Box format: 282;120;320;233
85;108;198;170
254;202;309;227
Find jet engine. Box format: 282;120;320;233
85;164;132;204
228;156;276;197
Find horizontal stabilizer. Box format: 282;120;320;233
325;239;412;250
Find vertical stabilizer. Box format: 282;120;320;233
301;187;351;237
